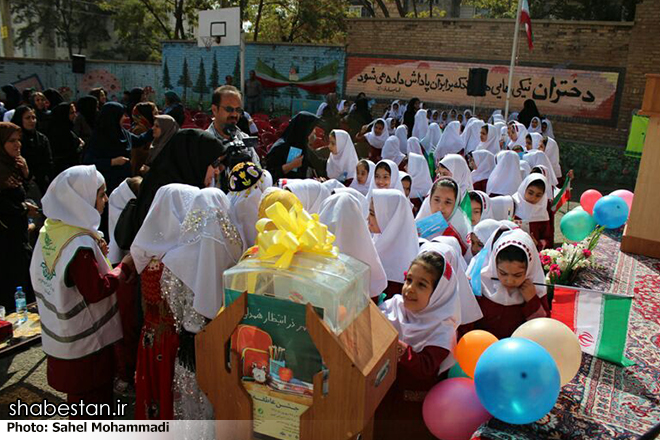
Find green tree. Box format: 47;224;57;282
209;53;220;90
465;0;640;20
194;58;208;103
11;0;111;59
163;60;173;89
178;58;193;102
233;53;241;87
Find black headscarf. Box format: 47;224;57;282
517;99;542;128
1;85;21;110
77;95;98;129
43;88;64;108
92;102;128;148
346;98;372;136
127;87;144;116
266;111;319;181
47;102;80;175
403;97;420;136
133;129;228;233
11;106;53;194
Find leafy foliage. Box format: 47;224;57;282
465;0;641;21
178;58;193;101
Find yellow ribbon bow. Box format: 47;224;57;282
255;202;338;269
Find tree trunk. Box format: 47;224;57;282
412;0;417;17
374;0;390;17
450;0;461;18
359;0;376;17
174;0;186;39
393;0;407;17
139;0;173;39
429;0;433;17
253;0;265;41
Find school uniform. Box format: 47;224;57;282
513;174;553;250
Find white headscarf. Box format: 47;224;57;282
163;188;244;321
543;137;562;178
479;229;546;306
435;121;465;157
337;100;347;113
322;178;346;192
333;187;369;219
412;109;429;140
487;150;521;196
316;102;327;117
528;132;543;150
490;195;515;221
228;168;273;248
349;159;375;196
470;150;496;183
421;123;441;154
386;100;403;120
371;189;419;283
281;179;331;214
407;153;433;200
490;110;505;124
327;129;358;182
528;116;542;134
513;173;549;222
406;137;423;156
379;247;461;373
319;193;388;298
507;121;528;150
520;160;531;179
365;118;389;150
438;154;473;197
386;118;395;135
41;165;105;234
462;118;485;154
422;238;483;325
471;190;494;221
370;159;405;194
395;124;409;154
108;179;137;264
542;118;555;138
523;150;558;188
473;219;502;246
477;123;500;155
382;135;406;166
131;184;199;274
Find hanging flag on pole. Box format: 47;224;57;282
552;285;634;367
520;0;534;50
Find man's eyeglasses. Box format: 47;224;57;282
221;106;243;114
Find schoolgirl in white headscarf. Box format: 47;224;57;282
462;118;485;154
319;192;388;298
365;118;390;150
507;121;528;150
470;190;495;222
395;124;408;155
108;178;138;265
435;121;465;157
513;173;549;223
439;110;449;129
407;152;433;201
437;154;473;197
327;129;359;183
528;116;542;134
542;137;562;178
542;118;555;138
412;109;429;140
421;123;442;154
370;159;405;194
486;150;521;197
470;150;496;188
477;123;500;155
523;150;558;189
228;162;273;248
382;135;406;166
349;159;376;196
386;117;396;135
370;188;419;284
526;132;543;150
520;160;531;179
406;137;424;156
280;178;331;214
489;195;515;221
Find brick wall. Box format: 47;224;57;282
161;41;346;111
0;58;161;103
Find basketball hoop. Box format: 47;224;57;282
201;36;214;50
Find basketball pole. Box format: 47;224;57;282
240;30;245;97
504;0;523;120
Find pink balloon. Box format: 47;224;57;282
610;189;634;211
580;189;603;215
422;378;491;440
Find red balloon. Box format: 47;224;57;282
422;378;492;440
610;189;634;211
580;189;603;215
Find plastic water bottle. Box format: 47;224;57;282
15;287;27;326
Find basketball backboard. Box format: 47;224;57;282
197;8;241;48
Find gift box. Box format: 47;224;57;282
0;320;13;343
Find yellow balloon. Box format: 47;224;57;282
512;318;582;386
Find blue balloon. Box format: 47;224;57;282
593;195;629;229
474;338;560;425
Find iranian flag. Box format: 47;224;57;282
255;59;338;95
552;176;572;213
552;286;634;367
520;0;533;51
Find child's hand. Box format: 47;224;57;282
396;340;409;361
520;279;537;302
99;238;109;256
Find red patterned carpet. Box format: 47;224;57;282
472;232;660;439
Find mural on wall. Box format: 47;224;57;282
255;59;338;95
12;74;44;92
79;69;122;95
346;57;621;122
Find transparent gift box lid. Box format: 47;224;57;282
223;252;371;334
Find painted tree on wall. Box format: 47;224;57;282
233;53;241;88
194;58;208;103
209;53;220;91
163;60;173;89
178;58;193;102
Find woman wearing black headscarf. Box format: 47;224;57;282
47;102;83;176
0;122;37;310
127;87;144;121
73;95;98;146
163;91;185;126
43;88;64;109
129;129;228;240
403;97;421;137
266;111;320;181
517;99;542;128
10;106;54;195
2;85;21;111
345;97;372;138
83;102;152;195
30;92;51;133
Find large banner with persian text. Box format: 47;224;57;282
346;57;621;122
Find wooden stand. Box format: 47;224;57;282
621;74;660;258
196;291;399;440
